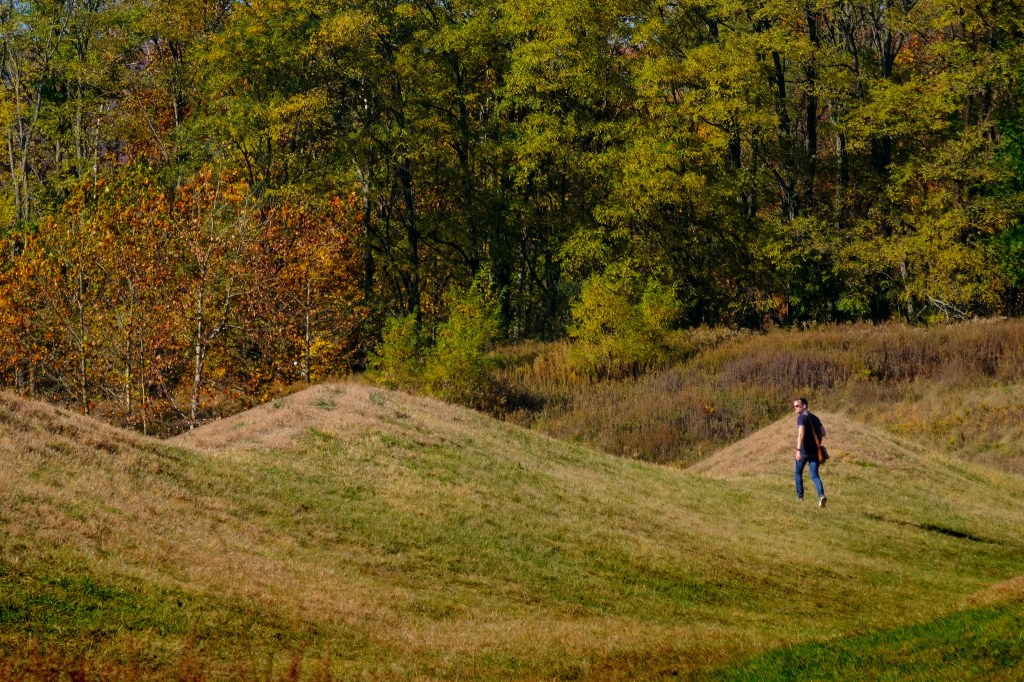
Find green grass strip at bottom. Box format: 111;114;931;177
710;601;1024;681
0;558;362;671
0;560;193;638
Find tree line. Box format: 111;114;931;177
2;0;1024;429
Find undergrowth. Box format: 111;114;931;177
493;319;1024;467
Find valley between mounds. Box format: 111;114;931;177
1;381;1022;679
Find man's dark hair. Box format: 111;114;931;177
797;397;808;407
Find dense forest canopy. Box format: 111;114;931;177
2;0;1024;428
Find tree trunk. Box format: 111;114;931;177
356;165;375;301
397;157;420;314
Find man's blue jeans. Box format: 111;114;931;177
795;457;825;499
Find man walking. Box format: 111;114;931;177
793;397;827;508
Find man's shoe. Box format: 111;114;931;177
818;496;827;509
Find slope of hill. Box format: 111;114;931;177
494;320;1024;472
690;408;974;480
2;383;1024;679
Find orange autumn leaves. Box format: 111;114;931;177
0;166;366;433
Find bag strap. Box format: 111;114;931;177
807;412;822;448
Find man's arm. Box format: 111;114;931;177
796;423;804;460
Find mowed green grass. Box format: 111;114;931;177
1;382;1023;679
712;601;1024;681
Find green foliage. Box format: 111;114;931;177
567;273;682;379
994;225;1024;291
368;276;504;409
8;0;1024;425
422;278;502;408
369;314;423;390
992;67;1024;311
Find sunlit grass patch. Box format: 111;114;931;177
711;602;1024;681
3;382;1024;678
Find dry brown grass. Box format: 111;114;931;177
7;385;727;676
967;574;1024;607
172;380;383;454
3;380;1024;679
494;319;1024;470
688;410;941;479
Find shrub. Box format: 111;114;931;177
422;279;502;409
568;274;682;379
369;314;422;389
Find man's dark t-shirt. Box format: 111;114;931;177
797;412;823;458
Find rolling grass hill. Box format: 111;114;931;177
1;381;1023;679
494;320;1024;472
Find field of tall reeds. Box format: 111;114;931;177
494;319;1024;471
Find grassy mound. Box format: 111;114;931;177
495;319;1024;470
1;383;1023;679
